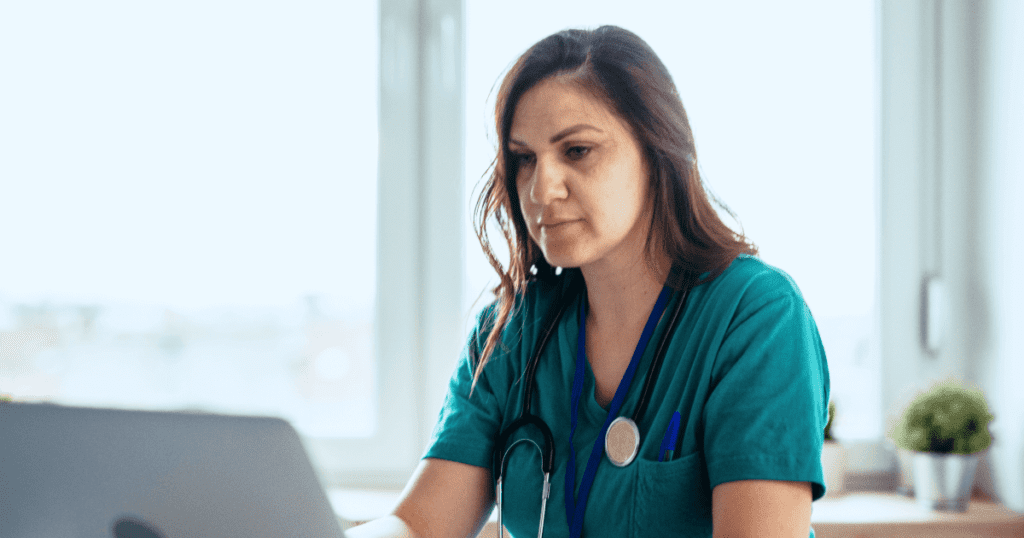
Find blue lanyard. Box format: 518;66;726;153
564;285;672;538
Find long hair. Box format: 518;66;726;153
471;25;757;392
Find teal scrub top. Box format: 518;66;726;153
425;254;830;538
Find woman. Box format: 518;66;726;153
352;25;830;538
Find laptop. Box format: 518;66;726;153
0;402;347;538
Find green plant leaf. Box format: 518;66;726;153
891;381;994;454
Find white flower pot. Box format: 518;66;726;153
821;441;847;497
896;447;915;495
911;451;981;512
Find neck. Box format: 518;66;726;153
580;250;673;334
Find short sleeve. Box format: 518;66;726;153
423;303;505;470
703;268;830;501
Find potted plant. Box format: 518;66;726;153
820;400;847;497
890;380;995;511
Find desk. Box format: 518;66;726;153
331;489;1024;537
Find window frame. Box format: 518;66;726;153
867;0;986;485
305;0;465;488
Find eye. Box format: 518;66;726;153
511;151;535;166
566;146;590;160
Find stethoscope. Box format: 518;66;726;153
491;268;693;538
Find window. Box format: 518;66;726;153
0;2;378;438
2;0;469;488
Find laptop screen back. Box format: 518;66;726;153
1;402;345;538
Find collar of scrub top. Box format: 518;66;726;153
564;281;672;538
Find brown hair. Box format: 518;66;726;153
471;25;757;392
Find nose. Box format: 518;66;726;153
524;153;569;206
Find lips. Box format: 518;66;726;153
540;219;579;227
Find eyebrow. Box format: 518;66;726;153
509;123;604;147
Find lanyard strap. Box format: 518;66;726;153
564;285;672;538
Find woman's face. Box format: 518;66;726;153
511;76;652;272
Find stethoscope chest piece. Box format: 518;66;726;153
605;416;640;467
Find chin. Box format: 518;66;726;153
537;249;590;271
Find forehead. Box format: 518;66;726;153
510;77;627;142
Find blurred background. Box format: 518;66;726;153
1;0;1021;512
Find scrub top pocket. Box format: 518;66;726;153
633;450;712;537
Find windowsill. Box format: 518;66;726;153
812;491;1021;522
811;492;1024;537
329;486;1024;537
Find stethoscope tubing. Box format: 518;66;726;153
632;274;692;424
491;268;693;537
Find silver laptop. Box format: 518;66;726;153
0;402;346;538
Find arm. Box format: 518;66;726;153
347;458;495;538
712;480;812;538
